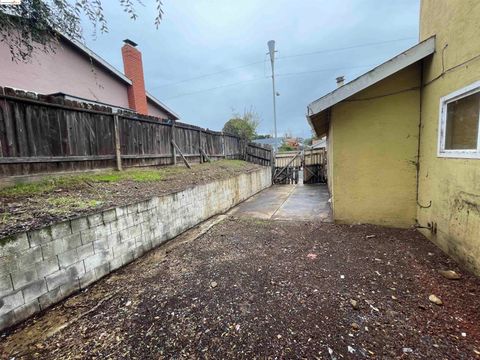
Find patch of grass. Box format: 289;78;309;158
88;173;122;183
129;170;163;182
47;197;102;209
214;160;247;168
46;197;103;216
0;169;165;197
0;160;247;198
0;181;57;197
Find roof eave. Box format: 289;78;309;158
307;36;436;117
146;92;180;120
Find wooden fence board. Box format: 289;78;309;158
0;93;248;177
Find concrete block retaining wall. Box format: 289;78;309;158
0;167;271;331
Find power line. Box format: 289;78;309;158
276;64;375;78
151;60;265;90
164;77;266;100
276;36;416;60
152;37;416;90
164;63;376;100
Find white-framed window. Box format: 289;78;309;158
438;81;480;158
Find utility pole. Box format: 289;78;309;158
267;40;278;151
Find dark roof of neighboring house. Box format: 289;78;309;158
59;34;180;120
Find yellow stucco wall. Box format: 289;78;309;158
329;64;421;227
327;117;334;201
417;0;480;274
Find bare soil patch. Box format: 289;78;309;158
1;218;479;359
0;160;259;238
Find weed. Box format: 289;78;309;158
47;197;102;209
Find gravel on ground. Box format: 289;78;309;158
1;217;479;359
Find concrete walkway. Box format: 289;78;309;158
231;182;332;221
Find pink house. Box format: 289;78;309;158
0;35;179;120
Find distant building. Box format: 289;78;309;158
306;0;480;275
253;137;284;147
0;35;179;120
311;138;327;149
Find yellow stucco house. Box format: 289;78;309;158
307;0;480;275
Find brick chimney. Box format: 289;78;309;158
121;39;148;115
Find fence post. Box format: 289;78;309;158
171;122;177;165
270;146;275;184
198;129;203;164
221;132;226;159
113;114;122;171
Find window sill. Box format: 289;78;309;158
437;151;480;159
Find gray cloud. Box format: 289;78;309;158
83;0;420;138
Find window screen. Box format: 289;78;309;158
444;92;480;150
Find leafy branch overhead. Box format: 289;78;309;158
0;0;163;62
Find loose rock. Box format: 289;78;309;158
438;270;461;280
429;294;443;306
350;299;359;310
210;281;218;288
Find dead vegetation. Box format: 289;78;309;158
0;160;259;238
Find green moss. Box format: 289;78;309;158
0;234;16;247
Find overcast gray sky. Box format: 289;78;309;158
83;0;420;138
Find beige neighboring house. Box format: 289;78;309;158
0;35;179;121
307;0;480;275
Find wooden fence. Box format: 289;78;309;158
275;151;303;168
273;148;327;184
245;142;273;167
0;87;247;178
303;148;327;184
273;151;301;184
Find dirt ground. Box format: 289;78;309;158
1;217;479;359
0;160;259;238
